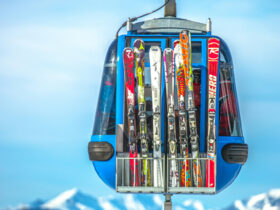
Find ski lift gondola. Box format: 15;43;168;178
88;0;248;208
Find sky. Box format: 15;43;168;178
0;0;280;209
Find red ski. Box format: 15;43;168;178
123;47;140;186
206;38;220;188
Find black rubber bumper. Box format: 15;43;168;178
222;143;248;164
88;141;114;161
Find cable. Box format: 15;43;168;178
115;0;170;38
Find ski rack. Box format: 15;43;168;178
116;153;165;193
116;153;216;193
167;156;216;194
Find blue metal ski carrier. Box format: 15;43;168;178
88;15;248;196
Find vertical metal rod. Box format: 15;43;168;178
122;158;124;186
164;194;173;210
135;157;136;187
164;0;176;17
197;158;199;187
185;158;186;187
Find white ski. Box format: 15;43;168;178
149;46;163;188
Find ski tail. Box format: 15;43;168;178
180;152;191;187
192;152;203;187
129;150;140;186
123;47;140;187
206;38;220;188
141;158;151;186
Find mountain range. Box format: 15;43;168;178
225;189;280;210
4;188;280;210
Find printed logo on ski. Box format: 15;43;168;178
208;74;217;98
208;40;220;62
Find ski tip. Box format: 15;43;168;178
163;48;173;54
180;30;191;40
133;39;145;49
173;40;180;49
181;29;190;34
123;47;133;53
208;37;220;41
123;47;134;60
179;31;190;44
173;41;182;53
149;45;161;52
208;38;221;46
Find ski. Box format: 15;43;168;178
206;38;220;188
174;40;191;187
180;30;203;187
133;39;151;187
123;47;140;186
149;46;163;187
164;48;179;187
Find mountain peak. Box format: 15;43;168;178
226;189;280;210
41;188;87;209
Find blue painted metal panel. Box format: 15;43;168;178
216;136;244;193
160;41;167;153
199;39;207;153
91;135;116;189
116;35;126;126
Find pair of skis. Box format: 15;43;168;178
123;40;163;187
162;31;201;187
167;31;201;187
166;40;192;187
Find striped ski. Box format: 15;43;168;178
123;47;140;186
149;46;163;187
133;39;151;187
180;30;203;187
164;48;179;187
206;38;220;188
174;40;191;187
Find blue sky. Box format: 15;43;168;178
1;0;280;209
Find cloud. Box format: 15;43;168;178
98;197;118;210
153;195;163;206
124;195;145;210
183;199;204;210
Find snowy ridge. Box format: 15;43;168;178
5;188;203;210
42;188;79;209
5;188;280;210
224;189;280;210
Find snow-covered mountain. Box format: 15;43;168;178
5;188;202;210
224;189;280;210
5;188;280;210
